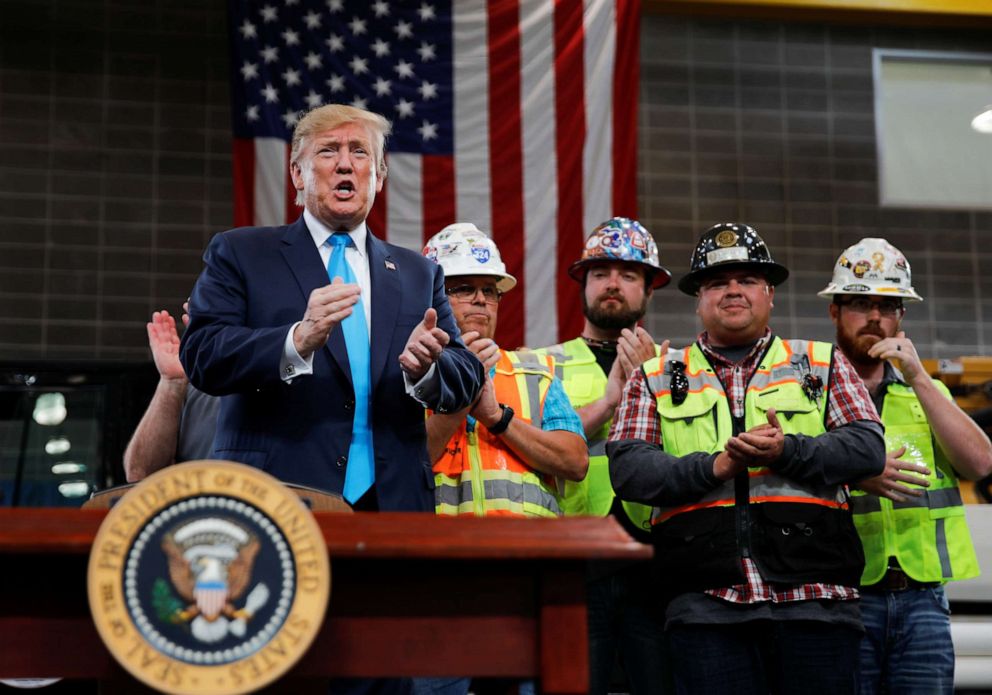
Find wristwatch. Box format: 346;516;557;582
487;403;514;435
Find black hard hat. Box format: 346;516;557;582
678;222;789;295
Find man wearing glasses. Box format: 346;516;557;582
821;238;992;694
421;223;587;521
608;223;886;694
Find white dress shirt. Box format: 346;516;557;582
279;210;438;402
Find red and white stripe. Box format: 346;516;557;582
232;0;639;349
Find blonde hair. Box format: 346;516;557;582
290;104;391;205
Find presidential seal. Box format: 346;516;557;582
88;461;330;695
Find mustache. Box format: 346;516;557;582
858;324;885;338
596;291;626;303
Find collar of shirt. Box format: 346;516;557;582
879;359;907;389
697;327;772;369
303;208;368;261
302;209;372;330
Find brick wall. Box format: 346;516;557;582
639;14;992;358
0;0;230;359
0;3;989;360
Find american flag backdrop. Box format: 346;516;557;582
230;0;640;348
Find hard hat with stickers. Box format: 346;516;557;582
818;237;922;302
678;222;789;295
422;222;517;292
567;217;672;289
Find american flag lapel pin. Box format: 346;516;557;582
384;259;396;271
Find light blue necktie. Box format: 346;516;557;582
327;233;374;503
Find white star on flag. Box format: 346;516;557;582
418;80;437;100
304;90;323;108
394;59;414;79
373;77;392;97
303;11;321;28
395;98;414;118
349;56;369;75
348;16;367;35
304;52;322;70
241;61;259;80
417;41;435;61
417;119;437;141
371;38;390;57
394;20;413;39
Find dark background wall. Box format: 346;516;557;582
638;14;992;357
0;0;231;359
0;1;990;360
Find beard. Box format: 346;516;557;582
836;320;888;368
583;291;648;331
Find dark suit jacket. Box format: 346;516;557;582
179;217;484;511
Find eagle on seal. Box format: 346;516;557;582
161;517;262;624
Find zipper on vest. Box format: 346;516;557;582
467;428;486;517
731;414;751;558
735;470;751;558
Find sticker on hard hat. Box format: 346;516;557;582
715;230;739;247
852;260;871;278
707;247;749;265
842;284;871;292
600;231;623;249
471;245;491;263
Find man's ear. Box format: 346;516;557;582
290;160;306;193
828;302;840;326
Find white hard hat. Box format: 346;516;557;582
422;223;517;292
818;237;922;302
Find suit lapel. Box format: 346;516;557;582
367;232;399;389
280;217;351;385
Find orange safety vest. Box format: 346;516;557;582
433;350;561;518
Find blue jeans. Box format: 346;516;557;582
411;678;534;695
586;566;671;695
857;586;954;695
667;620;861;695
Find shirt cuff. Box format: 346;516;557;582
404;362;439;406
280;322;314;382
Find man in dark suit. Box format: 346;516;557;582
180;104;484;512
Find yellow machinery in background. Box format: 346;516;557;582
922;357;992;505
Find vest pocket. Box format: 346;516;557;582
751;396;821;432
750;502;864;586
659;399;720;453
653;509;738;590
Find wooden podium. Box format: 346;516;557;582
0;509;651;694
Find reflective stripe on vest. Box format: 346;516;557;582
852;379;980;584
433;350;561;518
534;337;657;529
644;338;840;525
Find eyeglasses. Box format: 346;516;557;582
446;284;503;304
837;297;904;317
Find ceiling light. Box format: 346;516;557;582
972;106;992;133
33;393;67;426
45;437;72;455
52;462;86;475
58;481;90;498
